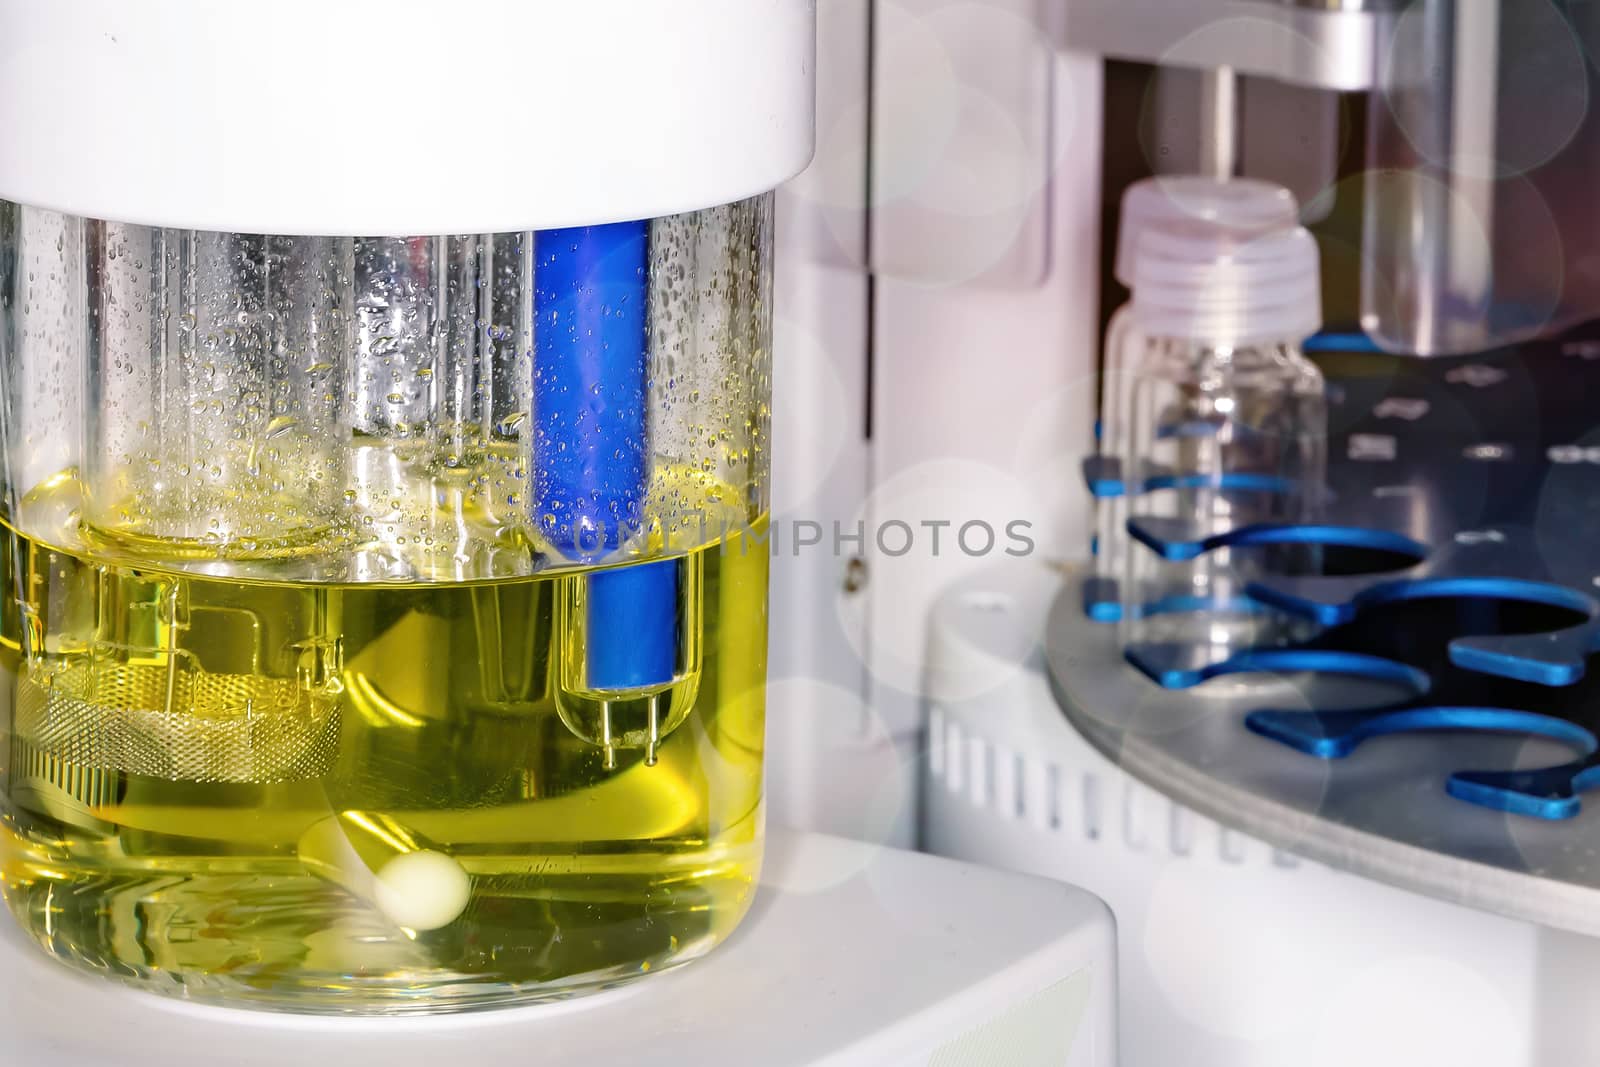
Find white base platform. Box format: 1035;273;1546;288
1;829;1115;1067
922;561;1600;1067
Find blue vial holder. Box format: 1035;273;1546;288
1082;516;1415;622
1080;459;1299;501
1245;704;1600;820
1125;580;1600;819
1084;322;1600;819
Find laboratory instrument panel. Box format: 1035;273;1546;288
772;1;1600;1064
0;0;1597;1061
0;4;1123;1062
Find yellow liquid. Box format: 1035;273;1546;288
0;481;769;1013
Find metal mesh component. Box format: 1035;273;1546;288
11;734;122;811
14;661;340;784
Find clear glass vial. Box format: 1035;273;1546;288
1095;178;1300;610
1118;223;1328;663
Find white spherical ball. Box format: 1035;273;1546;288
373;850;472;931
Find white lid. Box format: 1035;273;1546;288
1114;177;1300;288
0;0;815;235
1131;223;1324;346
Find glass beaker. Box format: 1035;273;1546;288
0;199;774;1013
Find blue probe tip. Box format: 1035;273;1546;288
585;560;681;691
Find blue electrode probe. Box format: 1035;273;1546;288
533;222;679;765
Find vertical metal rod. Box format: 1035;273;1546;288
1407;0;1458;356
645;695;660;767
163;585;179;715
1199;65;1239;180
1447;0;1499;322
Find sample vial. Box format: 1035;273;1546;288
1093;178;1301;615
1118;222;1327;667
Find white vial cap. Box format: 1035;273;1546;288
1114;177;1300;288
1131;223;1324;346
